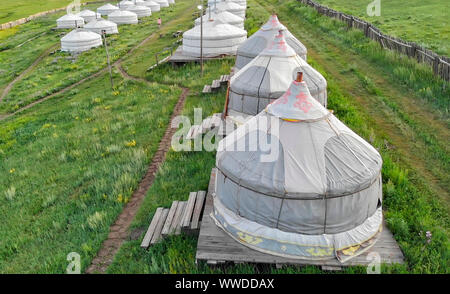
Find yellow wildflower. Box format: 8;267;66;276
125;140;136;147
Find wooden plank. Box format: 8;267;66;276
140;207;163;248
161;201;179;236
190;190;206;231
211;80;221;89
150;208;169;245
174;202;187;235
181;192;197;229
169;200;186;234
196;168;405;268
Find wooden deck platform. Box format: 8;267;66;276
196;169;405;270
168;47;231;65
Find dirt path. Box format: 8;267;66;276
86;87;189;274
0;42;59;102
115;63;149;84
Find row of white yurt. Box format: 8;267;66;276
61;29;102;52
183;19;247;57
195;9;244;29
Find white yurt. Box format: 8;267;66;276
108;10;139;24
97;3;119;16
142;1;161;12
56;14;85;29
155;0;169;8
235;14;307;70
77;9;101;23
183;19;247;57
195;10;244;29
119;0;135;10
208;0;247;9
84;19;118;35
227;31;327;120
211;0;246;19
61;29;102;52
127;5;152;18
214;74;383;261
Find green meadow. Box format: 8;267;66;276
315;0;450;56
0;0;90;24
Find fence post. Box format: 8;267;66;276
365;23;370;37
433;56;440;75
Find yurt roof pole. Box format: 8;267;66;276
296;72;303;82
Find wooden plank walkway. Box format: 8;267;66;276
196;169;405;270
140;191;207;249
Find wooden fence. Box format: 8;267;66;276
298;0;450;82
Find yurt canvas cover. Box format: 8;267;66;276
127;5;152;18
235;14;307;70
143;1;161;12
209;0;247;8
56;14;85;29
77;9;101;23
119;0;134;10
108;10;138;24
228;31;327;118
97;3;119;16
61;29;102;52
195;10;244;29
183;19;247;57
211;1;246;19
155;0;169;8
84;19;118;35
213;77;383;261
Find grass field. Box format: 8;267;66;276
0;0;448;273
314;0;450;56
0;0;90;24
